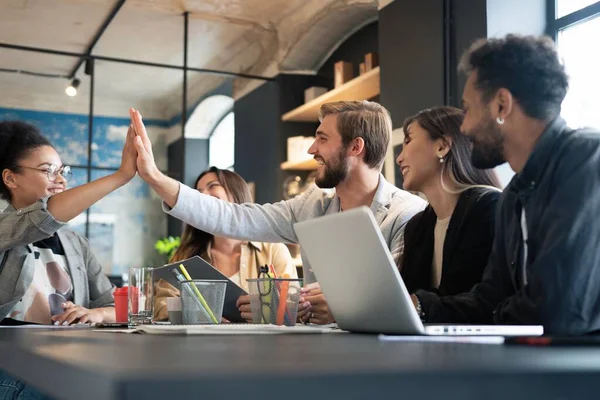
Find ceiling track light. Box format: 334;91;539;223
65;78;81;97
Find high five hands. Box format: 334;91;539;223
127;108;181;207
128;108;159;182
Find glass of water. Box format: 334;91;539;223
128;266;154;327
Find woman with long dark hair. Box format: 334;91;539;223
154;167;297;321
396;106;501;303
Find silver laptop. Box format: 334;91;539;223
294;207;543;336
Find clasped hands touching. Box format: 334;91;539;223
297;282;335;325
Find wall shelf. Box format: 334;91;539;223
281;67;381;122
280;158;319;171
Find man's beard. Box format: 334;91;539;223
315;148;349;189
469;115;506;169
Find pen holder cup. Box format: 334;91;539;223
180;280;227;324
247;278;302;326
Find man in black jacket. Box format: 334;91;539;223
412;34;600;335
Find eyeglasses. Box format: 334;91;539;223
257;266;274;323
250;268;301;324
18;164;72;182
257;266;272;294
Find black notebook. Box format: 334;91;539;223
153;256;247;323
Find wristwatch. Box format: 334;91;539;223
414;295;425;322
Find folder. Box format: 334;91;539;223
153;256;247;322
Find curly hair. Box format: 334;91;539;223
0;121;52;201
459;34;569;120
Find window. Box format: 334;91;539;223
209;112;235;170
558;15;600;128
88;171;161;276
557;0;599;18
185;94;235;170
551;1;600;129
66;167;89;237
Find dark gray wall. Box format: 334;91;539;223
277;74;326;201
234;75;325;204
184;139;209;188
167;137;209;237
234;81;281;204
452;0;488;107
379;0;445;128
167;138;183;237
317;21;379;86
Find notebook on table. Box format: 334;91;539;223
293;207;543;337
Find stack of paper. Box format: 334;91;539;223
133;323;343;335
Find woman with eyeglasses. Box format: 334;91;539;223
153;166;298;322
0;120;137;399
0;120;138;326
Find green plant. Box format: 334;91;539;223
154;236;181;261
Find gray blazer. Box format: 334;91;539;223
164;174;427;283
0;199;114;319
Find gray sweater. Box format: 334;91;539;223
164;174;426;283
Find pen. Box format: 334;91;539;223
268;264;278;278
276;273;290;325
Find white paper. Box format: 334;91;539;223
112;323;345;335
0;324;93;329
